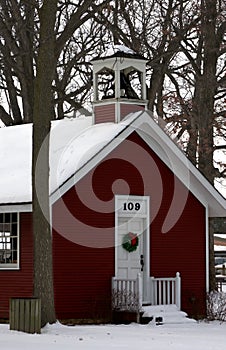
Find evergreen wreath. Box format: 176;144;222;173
122;232;139;253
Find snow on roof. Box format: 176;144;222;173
91;44;146;62
214;245;226;251
0;123;32;204
101;44;136;57
0;115;135;204
0;110;226;218
50;116;131;194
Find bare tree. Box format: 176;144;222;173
0;0;36;124
174;0;226;183
31;0;111;326
0;0;110;125
100;0;226;184
32;0;57;326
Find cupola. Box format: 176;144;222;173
92;45;148;124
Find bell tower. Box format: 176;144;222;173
92;45;148;124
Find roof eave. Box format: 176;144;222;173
0;202;32;212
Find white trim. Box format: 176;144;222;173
0;204;32;213
0;212;20;270
205;206;209;292
0;266;20;270
144;196;150;303
18;212;20;270
93;99;148;108
49;202;53;235
115;194;150;218
135;115;226;216
114;198;119;277
92;57;148;79
115;101;120;123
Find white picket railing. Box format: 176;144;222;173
112;272;181;311
112;273;142;312
150;272;181;310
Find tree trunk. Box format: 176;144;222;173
196;0;218;184
192;75;215;181
198;0;219;293
32;0;58;327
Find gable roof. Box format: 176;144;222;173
0;114;140;206
0;111;225;217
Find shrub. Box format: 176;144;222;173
206;291;226;321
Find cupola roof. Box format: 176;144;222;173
92;44;145;61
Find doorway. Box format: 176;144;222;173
115;195;150;303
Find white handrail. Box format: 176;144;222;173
112;272;181;311
112;274;143;312
150;272;181;310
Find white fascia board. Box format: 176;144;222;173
92;57;148;74
136;113;226;216
205;205;210;292
0;203;32;212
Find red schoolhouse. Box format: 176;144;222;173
0;46;225;321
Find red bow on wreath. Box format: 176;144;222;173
128;232;137;246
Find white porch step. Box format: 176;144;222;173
141;304;196;325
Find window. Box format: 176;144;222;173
0;213;19;268
97;68;115;100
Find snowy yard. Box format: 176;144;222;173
1;319;226;350
2;285;226;349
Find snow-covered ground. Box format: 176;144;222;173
1;318;226;350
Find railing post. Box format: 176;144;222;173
112;276;116;290
150;276;155;305
136;273;143;310
175;272;181;310
111;276;117;309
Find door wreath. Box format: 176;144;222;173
122;232;139;253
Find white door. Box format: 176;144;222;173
115;195;150;304
117;217;144;280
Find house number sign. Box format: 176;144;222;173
116;195;148;216
123;202;141;211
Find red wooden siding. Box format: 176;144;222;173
0;213;33;318
53;232;114;320
120;103;145;119
131;132;206;317
94;103;145;124
151;194;206;317
53;131;206;319
94;104;115;124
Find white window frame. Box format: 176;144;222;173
0;213;19;270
